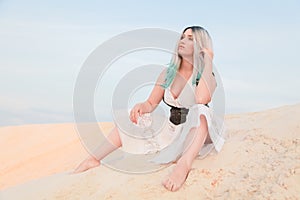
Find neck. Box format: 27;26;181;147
180;57;193;72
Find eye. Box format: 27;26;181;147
180;35;184;39
188;37;193;41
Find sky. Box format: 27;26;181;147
0;0;300;126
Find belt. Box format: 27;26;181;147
162;73;213;125
163;97;209;125
169;106;189;125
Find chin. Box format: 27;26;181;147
178;53;192;60
178;50;185;57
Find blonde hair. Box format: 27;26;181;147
161;26;213;88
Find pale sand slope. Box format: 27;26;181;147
1;103;299;199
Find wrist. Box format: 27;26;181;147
144;100;154;112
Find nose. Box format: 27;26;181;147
180;36;188;44
180;38;185;45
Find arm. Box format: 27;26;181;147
195;49;217;104
130;69;166;123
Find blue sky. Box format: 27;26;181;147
0;0;300;126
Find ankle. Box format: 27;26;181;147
177;157;192;170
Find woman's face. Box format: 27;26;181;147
178;28;194;59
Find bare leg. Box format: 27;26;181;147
72;126;122;174
163;115;209;191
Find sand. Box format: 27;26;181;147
0;104;299;199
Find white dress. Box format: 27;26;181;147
116;75;225;164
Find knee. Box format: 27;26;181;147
199;114;208;129
189;115;208;135
200;114;206;121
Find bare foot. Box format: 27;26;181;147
162;160;191;192
72;156;100;174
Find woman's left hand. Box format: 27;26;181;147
200;48;214;60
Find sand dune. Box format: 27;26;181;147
1;104;299;199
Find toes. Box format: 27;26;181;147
167;179;175;191
170;182;176;192
162;177;168;186
163;178;172;191
165;179;171;190
171;183;179;192
163;177;179;192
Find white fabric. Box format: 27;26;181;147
117;75;225;164
150;104;225;164
149;76;225;164
117;115;183;155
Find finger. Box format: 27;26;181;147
130;112;134;122
130;109;135;123
132;111;138;123
129;109;132;119
130;109;136;124
134;110;140;123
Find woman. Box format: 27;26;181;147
73;26;225;192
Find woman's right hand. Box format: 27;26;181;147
130;102;147;124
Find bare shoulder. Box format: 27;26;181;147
156;67;168;84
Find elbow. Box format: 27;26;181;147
195;78;215;105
